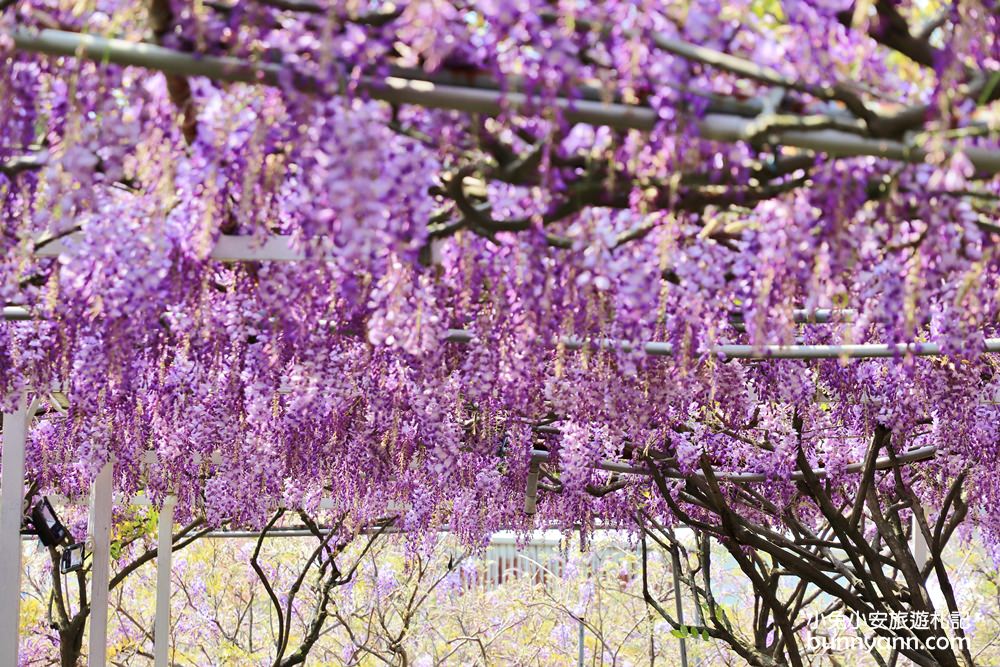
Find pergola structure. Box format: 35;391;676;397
1;4;999;667
4;28;1000;173
0;243;982;665
0;396;942;666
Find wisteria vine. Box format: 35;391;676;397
0;2;998;564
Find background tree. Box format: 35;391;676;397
249;510;394;667
31;501;210;667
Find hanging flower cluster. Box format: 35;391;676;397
0;1;999;550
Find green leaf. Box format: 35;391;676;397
719;608;734;632
671;624;711;641
979;71;1000;106
749;0;785;21
109;541;122;560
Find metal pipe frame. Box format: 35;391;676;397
447;331;1000;360
2;29;995;362
6;29;1000;173
14;299;983;361
529;444;938;482
8;303;995;359
4;303;853;325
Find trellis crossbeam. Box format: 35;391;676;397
6;299;997;361
32;234;307;261
7;302;996;359
6;28;1000;173
529;444;938;482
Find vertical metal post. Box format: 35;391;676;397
88;459;113;667
912;513;928;567
577;543;601;666
153;496;175;667
0;397;28;666
671;543;689;667
524;464;540;515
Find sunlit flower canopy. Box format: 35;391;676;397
0;0;998;547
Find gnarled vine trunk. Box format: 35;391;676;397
640;424;974;667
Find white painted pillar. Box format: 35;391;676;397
153;496;175;667
0;397;28;666
88;459;113;667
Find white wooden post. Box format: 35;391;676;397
153;496;175;667
0;397;28;666
88;459;113;667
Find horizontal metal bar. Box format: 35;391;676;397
443;310;852;331
530;444;937;482
385;65;767;118
7;29;1000;173
201;526;410;538
729;309;855;324
697;340;1000;359
2;307;31;321
127;491;344;510
212;235;304;261
7;289;849;328
447;331;1000;359
32;234;306;262
10;28;283;86
7;302;993;360
196;525;622;539
201;530;326;538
